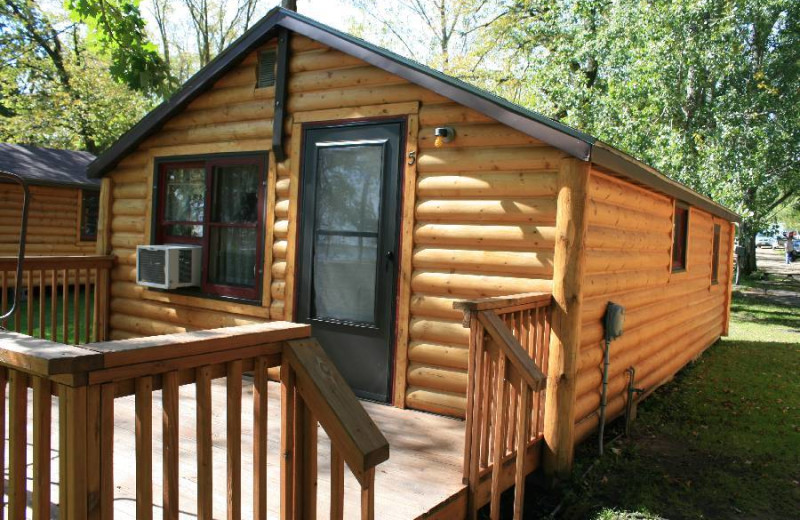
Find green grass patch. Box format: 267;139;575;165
525;277;800;519
2;288;93;344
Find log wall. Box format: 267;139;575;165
0;184;97;256
574;168;733;442
101;34;560;416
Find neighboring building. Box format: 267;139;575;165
0;143;99;256
86;7;738;464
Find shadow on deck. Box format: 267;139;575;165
10;378;467;520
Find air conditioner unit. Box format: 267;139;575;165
136;245;202;289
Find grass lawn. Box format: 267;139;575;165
1;288;93;344
521;272;800;519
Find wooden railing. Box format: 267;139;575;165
455;293;552;520
0;255;113;344
0;321;389;520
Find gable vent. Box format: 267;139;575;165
257;50;277;88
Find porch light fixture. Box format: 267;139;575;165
433;127;455;148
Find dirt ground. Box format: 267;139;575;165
741;248;800;307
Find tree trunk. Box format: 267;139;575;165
281;0;297;11
738;223;758;275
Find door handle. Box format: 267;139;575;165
385;251;394;261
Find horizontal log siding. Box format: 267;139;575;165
574;170;732;441
408;140;559;416
0;185;96;256
102;34;560;416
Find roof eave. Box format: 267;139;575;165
591;142;741;223
87;8;287;178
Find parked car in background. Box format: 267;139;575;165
756;234;775;248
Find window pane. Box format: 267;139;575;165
165;167;205;222
315;145;383;233
314;234;377;323
672;207;688;270
211;164;260;223
164;224;203;238
311;144;384;324
208;227;256;288
81;190;99;240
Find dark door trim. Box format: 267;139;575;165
293;118;407;402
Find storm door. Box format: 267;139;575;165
296;121;403;402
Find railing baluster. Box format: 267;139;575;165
33;376;51;520
280;363;296;520
8;370;27;520
0;367;6;520
228;360;243;520
513;386;531;520
253;357;269;520
135;376;153;520
330;447;344;520
50;270;57;342
84;268;91;344
59;385;89;519
196;366;213;520
73;268;80;345
13;279;21;332
61;269;68;343
480;353;493;468
101;383;116;520
163;371;179;520
87;385;103;520
302;406;318;520
360;468;375;520
489;354;508;520
38;271;45;339
26;268;33;336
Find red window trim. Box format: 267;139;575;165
672;205;689;272
79;189;100;242
711;223;721;284
156;155;266;301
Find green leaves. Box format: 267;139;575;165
65;0;170;95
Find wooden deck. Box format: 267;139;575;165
10;378;467;520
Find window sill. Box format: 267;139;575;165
153;286;261;306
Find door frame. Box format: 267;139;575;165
285;105;419;406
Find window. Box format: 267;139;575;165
711;223;721;283
672;205;689;271
257;49;276;88
156;155;266;300
80;189;100;241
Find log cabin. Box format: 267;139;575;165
0;7;739;519
0;143;99;256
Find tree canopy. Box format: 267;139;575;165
348;0;800;272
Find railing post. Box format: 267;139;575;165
543;158;590;479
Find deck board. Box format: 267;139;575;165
7;378;466;519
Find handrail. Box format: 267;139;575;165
284;338;389;479
478;310;547;392
0;255;115;271
454;291;552;313
455;292;552;520
0;254;115;343
0;322;389;519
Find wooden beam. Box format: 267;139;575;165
393;110;419;408
96;178;113;255
542;158;590;478
272;28;290;163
